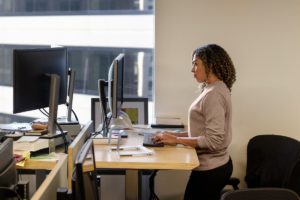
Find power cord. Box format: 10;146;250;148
65;102;79;122
149;170;159;200
39;108;68;153
91;114;112;138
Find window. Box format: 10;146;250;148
0;0;154;124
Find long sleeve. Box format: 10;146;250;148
188;81;232;170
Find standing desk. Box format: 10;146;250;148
93;131;199;200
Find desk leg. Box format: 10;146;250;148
125;170;141;200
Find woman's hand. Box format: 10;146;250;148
152;131;199;148
152;132;178;145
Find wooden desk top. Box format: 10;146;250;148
93;131;199;170
16;153;67;171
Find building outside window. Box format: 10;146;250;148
0;0;154;124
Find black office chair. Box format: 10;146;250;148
57;139;100;200
0;138;20;200
0;161;20;200
221;188;300;200
72;139;99;200
226;134;300;195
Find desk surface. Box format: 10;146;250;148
93;131;199;170
15;150;66;170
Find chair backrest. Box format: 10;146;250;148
287;159;300;196
67;120;93;189
0;138;13;173
0;138;17;187
72;139;99;200
245;134;300;194
0;138;19;199
221;188;300;200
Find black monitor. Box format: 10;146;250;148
108;53;124;119
72;139;99;200
13;47;68;114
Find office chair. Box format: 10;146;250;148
221;188;300;200
226;134;300;195
0;138;20;200
57;139;100;200
72;139;99;200
0;161;20;200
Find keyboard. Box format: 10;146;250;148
143;134;164;147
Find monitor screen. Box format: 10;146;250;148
13;48;68;114
108;53;124;119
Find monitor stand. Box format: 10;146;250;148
57;68;81;137
107;111;133;140
109;111;133;130
47;74;63;153
58;117;81;137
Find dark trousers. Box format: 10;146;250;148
184;158;233;200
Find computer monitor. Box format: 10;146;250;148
108;53;125;119
98;53;132;137
13;47;68;114
13;48;68;137
72;139;99;200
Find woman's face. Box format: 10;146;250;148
191;55;207;83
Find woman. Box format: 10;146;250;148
153;44;236;200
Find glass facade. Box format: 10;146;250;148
0;0;153;14
0;45;153;98
0;0;154;122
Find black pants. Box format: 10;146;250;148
184;158;233;200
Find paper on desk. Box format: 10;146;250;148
0;123;32;131
30;152;60;161
116;146;154;156
16;136;39;143
15;151;30;167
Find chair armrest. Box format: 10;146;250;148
227;177;240;190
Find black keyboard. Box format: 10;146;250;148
143;134;164;147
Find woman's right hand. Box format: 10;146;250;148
152;132;178;145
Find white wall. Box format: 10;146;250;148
155;0;300;198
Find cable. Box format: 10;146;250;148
38;109;68;153
71;108;79;122
54;120;68;153
65;102;80;122
39;108;49;117
91;109;112;138
149;170;159;200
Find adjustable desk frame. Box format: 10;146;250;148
93;131;199;200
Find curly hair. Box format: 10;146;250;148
192;44;236;91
